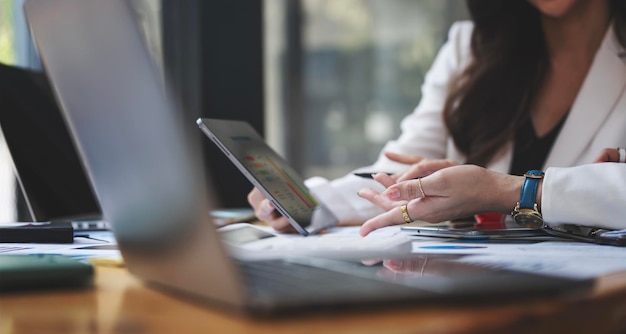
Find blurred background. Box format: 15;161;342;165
0;0;467;219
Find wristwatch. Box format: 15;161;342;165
511;170;545;228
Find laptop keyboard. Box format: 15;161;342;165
236;259;432;309
71;220;110;232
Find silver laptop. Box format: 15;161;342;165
24;0;590;315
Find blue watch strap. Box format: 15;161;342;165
519;170;544;209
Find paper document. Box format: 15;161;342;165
219;224;412;260
0;231;120;262
410;240;626;279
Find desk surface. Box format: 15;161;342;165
2;265;626;334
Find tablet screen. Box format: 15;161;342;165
197;118;338;235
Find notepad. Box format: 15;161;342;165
0;254;93;291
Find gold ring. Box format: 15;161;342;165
417;178;427;198
400;204;413;223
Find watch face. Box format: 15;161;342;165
514;213;544;228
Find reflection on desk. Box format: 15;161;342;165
2;264;626;333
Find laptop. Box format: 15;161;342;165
197;118;337;236
24;0;591;315
0;63;107;231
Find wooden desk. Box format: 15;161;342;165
2;265;626;334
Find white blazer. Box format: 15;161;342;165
543;163;626;229
308;21;626;225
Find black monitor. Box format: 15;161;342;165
0;63;101;221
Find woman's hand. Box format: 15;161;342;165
247;187;296;233
384;152;459;182
594;147;626;163
358;165;522;236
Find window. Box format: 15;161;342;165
0;1;469;218
265;0;468;179
0;0;161;221
0;0;15;65
0;0;17;221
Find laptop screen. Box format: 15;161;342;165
0;63;101;221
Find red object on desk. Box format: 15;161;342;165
474;213;505;230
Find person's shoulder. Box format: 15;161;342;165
443;21;474;66
447;21;474;47
605;22;626;56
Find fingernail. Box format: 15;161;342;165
387;189;400;200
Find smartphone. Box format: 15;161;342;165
400;225;549;240
543;224;626;246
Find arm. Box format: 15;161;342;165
358;165;523;236
542;163;626;229
358;163;626;236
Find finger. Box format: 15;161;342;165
384;151;424;165
272;218;297;233
372;172;396;188
249;197;295;233
247;187;266;207
382;180;428;202
396;159;457;182
357;187;405;210
383;258;424;272
357;187;381;201
360;207;407;236
382;259;405;272
593;148;615;163
361;259;382;266
262;201;295;232
595;148;624;163
255;198;277;221
391;166;417;183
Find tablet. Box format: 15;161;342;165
197;118;338;236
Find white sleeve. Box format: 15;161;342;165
307;21;474;225
542;163;626;229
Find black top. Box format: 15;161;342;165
509;116;567;176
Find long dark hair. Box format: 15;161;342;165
443;0;626;167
